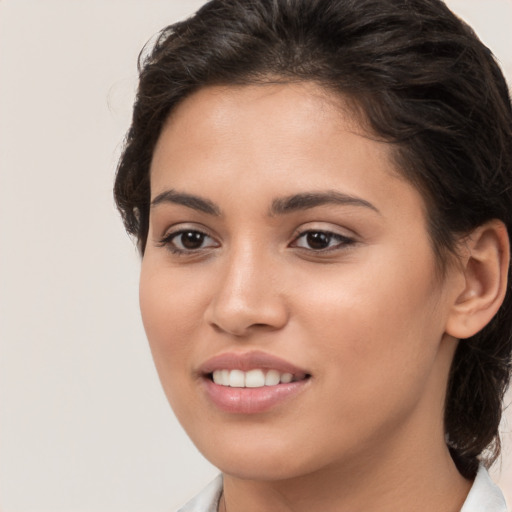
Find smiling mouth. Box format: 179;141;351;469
208;368;311;388
199;351;312;412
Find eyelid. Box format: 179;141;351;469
158;229;216;245
289;224;358;252
157;222;215;241
290;222;358;240
292;231;354;247
155;222;358;253
156;223;220;254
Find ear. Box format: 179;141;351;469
445;220;510;340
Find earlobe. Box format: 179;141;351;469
445;220;510;340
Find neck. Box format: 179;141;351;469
220;439;471;512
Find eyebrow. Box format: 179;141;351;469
269;191;380;216
151;189;221;216
150;189;380;217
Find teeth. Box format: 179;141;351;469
245;369;265;388
280;372;293;383
221;369;230;386
213;370;223;384
229;369;245;388
211;369;300;388
264;369;280;386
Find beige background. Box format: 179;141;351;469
0;1;511;510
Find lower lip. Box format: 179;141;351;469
202;377;309;414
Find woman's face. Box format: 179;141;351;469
140;83;461;480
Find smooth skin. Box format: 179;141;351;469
140;83;509;512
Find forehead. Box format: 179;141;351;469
152;82;392;178
150;82;427;223
163;81;355;132
158;82;367;150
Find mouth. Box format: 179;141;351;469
199;351;311;414
207;368;310;388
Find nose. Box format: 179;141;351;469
204;244;289;337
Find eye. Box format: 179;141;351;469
291;230;355;251
159;229;219;254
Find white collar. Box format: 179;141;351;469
178;474;222;512
460;465;508;512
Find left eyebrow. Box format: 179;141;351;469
269;191;380;216
150;189;221;216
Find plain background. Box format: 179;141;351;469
0;1;511;511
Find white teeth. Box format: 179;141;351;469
212;369;300;388
264;369;280;386
245;369;265;388
221;369;230;386
212;370;223;385
229;369;245;388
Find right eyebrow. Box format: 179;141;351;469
150;189;221;216
269;190;380;216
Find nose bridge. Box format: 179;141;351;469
206;237;288;335
223;243;262;300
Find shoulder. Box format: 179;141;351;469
460;465;508;512
176;474;223;512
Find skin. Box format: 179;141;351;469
140;82;475;511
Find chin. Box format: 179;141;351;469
189;427;329;482
211;453;311;481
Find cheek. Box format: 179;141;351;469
139;261;203;376
139;260;213;427
295;248;444;395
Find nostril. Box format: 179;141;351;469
252;323;276;330
204;281;289;336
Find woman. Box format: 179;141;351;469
114;0;512;510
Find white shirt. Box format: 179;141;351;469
178;466;508;512
461;466;508;512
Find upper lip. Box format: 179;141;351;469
199;350;310;377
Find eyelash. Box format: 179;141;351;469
291;230;356;252
157;228;356;256
157;229;218;255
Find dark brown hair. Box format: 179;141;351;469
114;0;512;479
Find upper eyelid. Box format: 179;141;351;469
159;222;215;238
289;227;359;252
157;229;220;255
291;224;358;240
294;229;354;240
155;226;217;249
291;230;356;245
155;223;358;246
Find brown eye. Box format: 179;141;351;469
305;232;332;250
292;230;355;251
178;231;207;250
160;229;219;254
